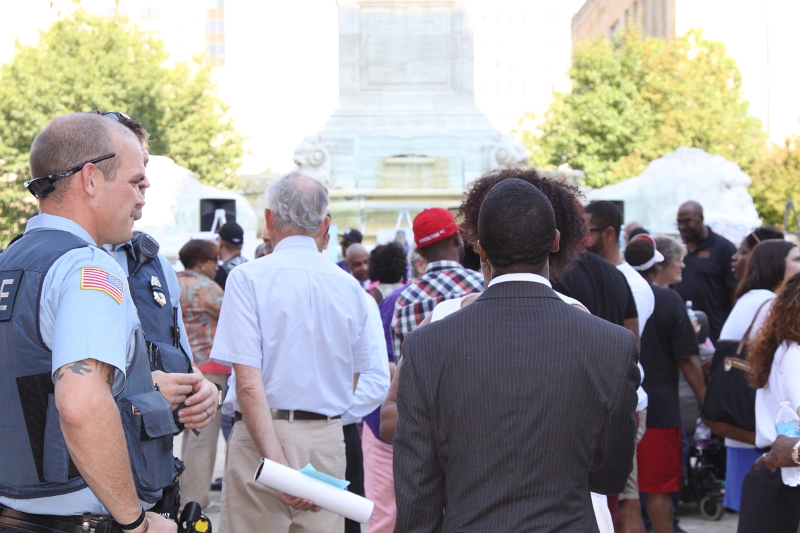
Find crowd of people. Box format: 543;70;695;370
2;110;800;533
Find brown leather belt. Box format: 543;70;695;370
234;410;340;422
0;505;119;533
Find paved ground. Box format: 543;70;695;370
177;432;740;532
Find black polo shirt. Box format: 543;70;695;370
553;252;637;327
641;284;699;428
673;227;737;343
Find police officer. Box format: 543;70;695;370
0;113;176;533
94;112;220;519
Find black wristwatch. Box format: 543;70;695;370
116;507;146;531
215;382;224;411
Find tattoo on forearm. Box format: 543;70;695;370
54;360;113;387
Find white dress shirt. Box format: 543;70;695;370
342;291;390;426
212;235;383;417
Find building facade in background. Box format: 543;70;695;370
571;0;800;145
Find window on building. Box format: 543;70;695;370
140;6;159;20
543;81;555;94
543;8;554;20
206;2;226;67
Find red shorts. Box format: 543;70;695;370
637;426;682;493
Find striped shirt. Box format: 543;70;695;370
391;260;484;357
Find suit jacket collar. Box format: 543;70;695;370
475;278;563;303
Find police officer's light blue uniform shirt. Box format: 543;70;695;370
0;213;150;515
105;241;192;358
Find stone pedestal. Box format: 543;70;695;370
294;0;526;191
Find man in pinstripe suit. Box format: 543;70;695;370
393;179;640;532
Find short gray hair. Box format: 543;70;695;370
655;234;686;266
30;113;126;202
266;172;329;234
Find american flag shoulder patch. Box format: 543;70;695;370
80;267;124;304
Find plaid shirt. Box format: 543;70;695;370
391;260;484;356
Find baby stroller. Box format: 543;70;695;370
680;431;726;520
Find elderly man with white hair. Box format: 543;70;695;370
211;173;388;533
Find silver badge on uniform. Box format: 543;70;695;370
150;276;166;307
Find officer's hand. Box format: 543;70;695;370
177;376;218;430
152;370;198;410
133;512;177;533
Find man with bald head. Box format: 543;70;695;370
211;172;388;533
345;243;370;286
0;113;176;533
673;200;737;343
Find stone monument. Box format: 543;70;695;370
587;147;762;243
295;0;526;191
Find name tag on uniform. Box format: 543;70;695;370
0;269;23;321
698;251;711;259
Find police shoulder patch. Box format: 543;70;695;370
80;267;124;304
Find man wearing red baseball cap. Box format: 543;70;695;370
391;208;483;357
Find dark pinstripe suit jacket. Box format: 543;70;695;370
393;280;640;533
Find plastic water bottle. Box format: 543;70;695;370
775;401;800;486
686;300;697;322
694;418;711;450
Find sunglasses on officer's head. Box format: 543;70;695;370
93;111;131;122
24;153;116;199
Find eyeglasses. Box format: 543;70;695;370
24;153;116;199
93;111;131;122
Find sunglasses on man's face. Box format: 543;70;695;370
24;153;116;199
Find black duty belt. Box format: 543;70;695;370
0;505;119;533
234;410;341;422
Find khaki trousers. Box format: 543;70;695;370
620;409;648;500
180;372;228;508
218;417;346;533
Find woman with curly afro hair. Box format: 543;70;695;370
458;166;587;283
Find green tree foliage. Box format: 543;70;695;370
748;138;800;227
524;26;765;189
0;9;244;246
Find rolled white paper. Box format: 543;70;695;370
254;459;374;524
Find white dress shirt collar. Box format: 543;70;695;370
488;272;551;288
273;234;317;253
